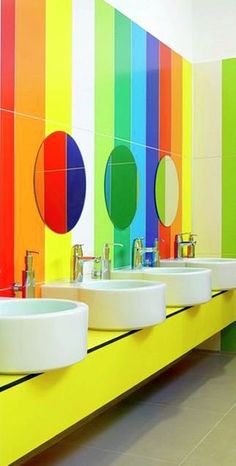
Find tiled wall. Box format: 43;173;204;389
94;0;192;268
0;0;192;297
193;57;236;351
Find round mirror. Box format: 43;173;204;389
155;155;179;227
104;145;138;230
34;131;86;234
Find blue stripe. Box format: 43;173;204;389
131;23;146;248
146;33;159;247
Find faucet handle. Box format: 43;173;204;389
72;244;84;257
154;238;164;245
133;238;144;249
103;242;123;260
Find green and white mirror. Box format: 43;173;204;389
155;155;179;227
104;145;138;230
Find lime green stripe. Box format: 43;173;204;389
114;11;131;267
222;59;236;257
95;0;114;257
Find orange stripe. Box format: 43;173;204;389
159;43;171;258
15;0;45;118
171;52;182;257
15;0;45;294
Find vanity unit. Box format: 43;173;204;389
1;289;236;466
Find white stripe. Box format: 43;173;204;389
72;0;95;256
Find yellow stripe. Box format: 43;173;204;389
182;59;192;231
45;0;72;281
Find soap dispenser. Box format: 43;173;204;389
101;242;123;279
22;250;39;298
13;250;39;298
102;243;111;279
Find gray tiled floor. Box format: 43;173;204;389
25;351;236;466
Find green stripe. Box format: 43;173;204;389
221;322;236;352
222;59;236;257
114;11;131;267
95;0;114;257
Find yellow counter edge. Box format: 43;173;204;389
1;290;236;466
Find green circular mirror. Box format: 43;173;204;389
155;155;179;227
104;145;138;230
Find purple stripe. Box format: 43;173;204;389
146;33;159;247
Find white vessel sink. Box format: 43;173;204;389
0;299;88;374
42;280;166;330
161;258;236;290
112;267;212;307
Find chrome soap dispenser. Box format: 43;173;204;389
101;242;123;279
13;250;39;298
102;243;111;279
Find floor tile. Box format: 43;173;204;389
66;399;221;463
24;351;236;466
126;364;236;413
180;410;236;466
175;351;236;378
24;442;176;466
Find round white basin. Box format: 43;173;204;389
143;267;211;306
0;299;88;374
161;258;236;290
41;280;166;330
112;268;212;307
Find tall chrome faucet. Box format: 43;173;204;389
13;250;39;298
132;238;160;269
70;244;97;283
174;233;197;259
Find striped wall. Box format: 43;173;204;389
0;0;192;297
95;0;192;267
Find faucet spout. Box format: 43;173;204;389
70;244;97;283
132;238;161;269
174;233;197;259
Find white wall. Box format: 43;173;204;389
192;0;236;62
107;0;236;63
106;0;193;61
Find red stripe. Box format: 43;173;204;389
0;1;15;296
159;43;171;258
44;132;67;234
1;0;15;109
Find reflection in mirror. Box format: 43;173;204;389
104;145;138;230
34;131;86;234
155;155;179;227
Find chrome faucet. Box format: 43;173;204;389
132;238;161;269
101;242;123;279
70;244;98;283
174;233;197;259
12;250;39;298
